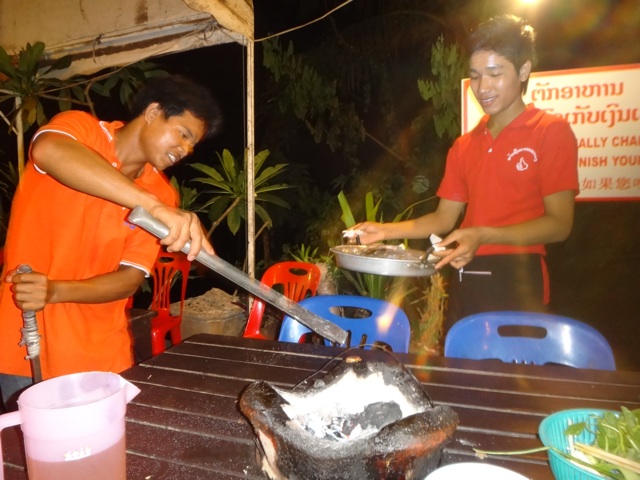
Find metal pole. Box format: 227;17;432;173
16;264;43;383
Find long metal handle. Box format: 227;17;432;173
128;207;348;345
16;264;42;383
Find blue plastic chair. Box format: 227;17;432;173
444;311;616;370
278;295;411;353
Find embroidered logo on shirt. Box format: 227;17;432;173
507;147;538;172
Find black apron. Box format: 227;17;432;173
444;254;547;333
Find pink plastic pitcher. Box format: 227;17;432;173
0;371;140;480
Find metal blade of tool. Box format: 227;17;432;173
128;207;348;345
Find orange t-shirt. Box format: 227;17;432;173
0;111;177;379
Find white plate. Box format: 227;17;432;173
425;462;529;480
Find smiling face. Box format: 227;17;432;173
141;103;206;171
469;50;531;130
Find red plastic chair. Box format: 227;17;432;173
242;261;322;340
150;250;191;355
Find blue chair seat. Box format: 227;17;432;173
278;295;411;353
444;311;616;370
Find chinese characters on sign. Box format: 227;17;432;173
462;64;640;201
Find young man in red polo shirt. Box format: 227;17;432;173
0;75;222;410
351;15;579;332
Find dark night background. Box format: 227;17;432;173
2;0;639;369
154;0;640;370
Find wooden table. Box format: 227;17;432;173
3;334;640;479
127;308;157;364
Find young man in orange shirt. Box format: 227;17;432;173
0;75;222;410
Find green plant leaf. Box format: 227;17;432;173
251;148;270;172
258;193;290;209
565;422;587;436
338;191;356;227
256;183;291;195
191;162;226;182
365;192;382;223
119;82;133;106
35;101;47;126
42;55;72;75
220;149;238;181
255;166;289;188
255;204;273;226
205;196;231;222
18;42;45;77
227;204;242;235
89;82;112;97
0;45;17;78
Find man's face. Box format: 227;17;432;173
142;104;206;171
469;50;530;118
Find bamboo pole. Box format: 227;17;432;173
574;443;640;474
246;37;256;279
15;97;25;176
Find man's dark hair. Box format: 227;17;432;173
130;75;223;138
468;14;537;94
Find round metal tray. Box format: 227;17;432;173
331;245;436;277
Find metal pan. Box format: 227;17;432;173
332;245;437;277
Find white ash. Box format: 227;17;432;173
277;370;421;442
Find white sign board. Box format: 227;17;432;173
462;64;640;201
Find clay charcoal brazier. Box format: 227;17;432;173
239;357;458;479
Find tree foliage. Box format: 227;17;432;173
417;34;467;141
190;149;291;237
0;42;166;135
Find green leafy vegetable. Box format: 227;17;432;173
474;408;640;480
567;407;640;480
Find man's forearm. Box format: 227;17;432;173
377;199;464;242
476;190;575;247
31;134;163;212
47;268;145;305
476;215;572;247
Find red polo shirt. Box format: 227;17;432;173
437;104;579;256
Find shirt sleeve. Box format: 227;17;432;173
28;111;106;174
120;170;179;275
538;119;579;197
436;137;469;203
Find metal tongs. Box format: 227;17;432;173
420;246;435;265
341;229;362;245
421;234;444;264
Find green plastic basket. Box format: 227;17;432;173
538;409;611;480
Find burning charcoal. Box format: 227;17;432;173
240;359;458;480
361;401;403;430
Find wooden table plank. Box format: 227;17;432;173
126;422;262;478
4;333;640;480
